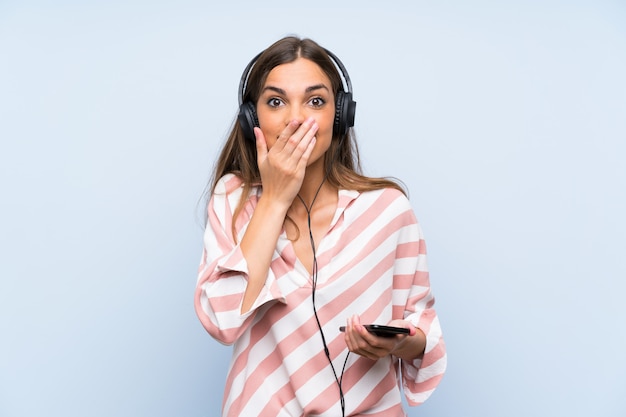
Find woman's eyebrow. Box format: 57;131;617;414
262;84;330;95
262;86;286;95
305;84;330;93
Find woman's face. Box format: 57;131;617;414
255;57;335;165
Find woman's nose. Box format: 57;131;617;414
287;105;306;125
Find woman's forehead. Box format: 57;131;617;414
263;58;331;88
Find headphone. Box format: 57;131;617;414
237;48;357;142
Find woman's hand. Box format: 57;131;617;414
343;315;425;361
254;117;318;208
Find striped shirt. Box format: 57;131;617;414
195;174;447;416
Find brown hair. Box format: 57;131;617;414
206;36;406;232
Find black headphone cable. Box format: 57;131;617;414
296;172;350;417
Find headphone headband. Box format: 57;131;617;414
237;52;262;107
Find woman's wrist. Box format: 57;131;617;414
391;327;426;361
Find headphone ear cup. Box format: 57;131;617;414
238;102;259;143
334;91;356;137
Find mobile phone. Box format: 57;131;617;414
339;324;410;338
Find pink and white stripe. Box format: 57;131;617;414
195;173;447;416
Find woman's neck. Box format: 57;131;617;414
295;161;333;210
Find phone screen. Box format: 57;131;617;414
338;324;410;338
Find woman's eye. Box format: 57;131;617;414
309;97;326;107
267;98;284;107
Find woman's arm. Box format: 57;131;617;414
238;122;317;313
238;195;289;313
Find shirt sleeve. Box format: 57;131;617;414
395;207;447;405
194;176;286;345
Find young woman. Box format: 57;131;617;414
195;36;446;417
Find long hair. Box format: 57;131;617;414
205;36;406;231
